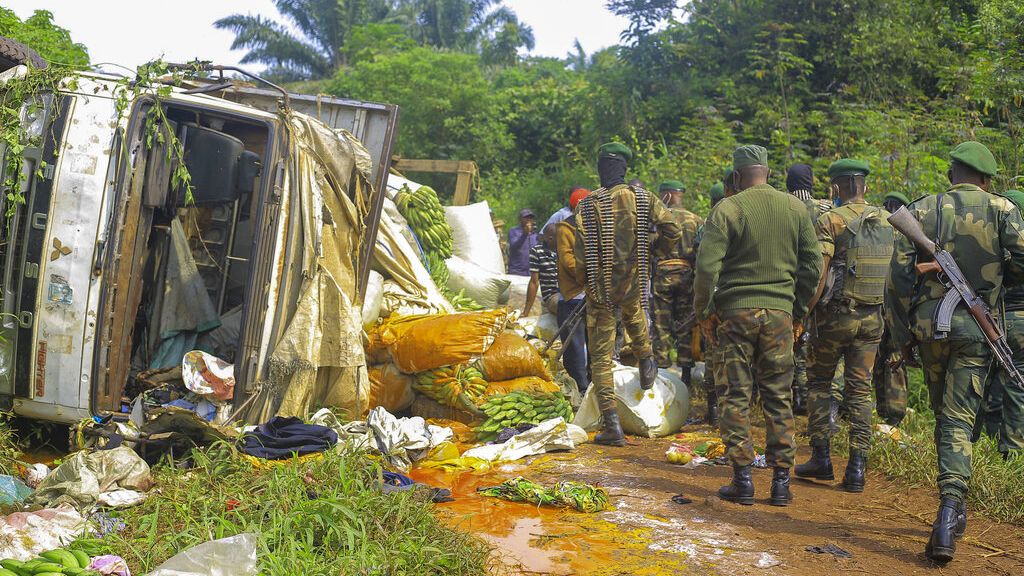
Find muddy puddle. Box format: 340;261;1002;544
410;446;782;575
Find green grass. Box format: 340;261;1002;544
832;368;1024;525
73;443;491;575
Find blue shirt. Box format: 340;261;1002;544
507;226;539;276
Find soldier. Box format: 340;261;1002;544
652;180;704;388
694;175;728;426
795;159;894;493
979;188;1024;458
786;164;829;416
887;141;1024;562
694;145;822;506
872;190;912;427
574;142;681;446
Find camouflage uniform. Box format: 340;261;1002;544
652;207;703;368
980;287;1024;455
574;184;680;411
794;198;834;406
694;184;823;469
887;184;1024;501
871;324;908;426
806;203;889;452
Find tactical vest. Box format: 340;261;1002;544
824;205;894;306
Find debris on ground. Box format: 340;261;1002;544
0;507;86;561
806;543;854;558
147;533;258;576
477;476;610;512
27;447;153;510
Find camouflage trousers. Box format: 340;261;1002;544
793;336;808;400
918;339;991;501
872;324;908;426
587;294;652;412
651;267;695;369
980;310;1024;454
806;304;882;452
713;308;797;468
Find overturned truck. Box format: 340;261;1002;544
0;54;398;424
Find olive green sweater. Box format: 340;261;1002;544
694;184;822;319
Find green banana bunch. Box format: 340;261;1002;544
413;365;489;410
1;547;95;575
395;185;453;259
475;391;574;441
444;288;482;311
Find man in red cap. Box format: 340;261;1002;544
554;187;592;394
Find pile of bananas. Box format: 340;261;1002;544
396;185;453;258
446;288;483;311
414;365;488;410
1;548;94;575
476;392;574;441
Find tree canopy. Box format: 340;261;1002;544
0;8;88;67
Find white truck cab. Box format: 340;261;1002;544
0;63;397;424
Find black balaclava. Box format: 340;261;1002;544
598;154;627;188
786;164;814;200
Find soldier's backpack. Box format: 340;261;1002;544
834;206;894;305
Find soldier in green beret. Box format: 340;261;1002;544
651;180;704;392
573;142;681;446
796;159;894;495
694;145;823;506
883;191;911;214
978;189;1024;460
887;141;1024;561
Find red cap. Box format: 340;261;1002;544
569;188;591;209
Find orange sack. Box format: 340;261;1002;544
377;309;513;374
367;364;416;415
477;332;553;382
483;376;560;397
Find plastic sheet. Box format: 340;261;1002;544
575;364;690;438
0;475;32;505
27;446;153;509
181;350;234;402
147;533;258;576
462;417;584;463
0;506;85;561
366;407;454;471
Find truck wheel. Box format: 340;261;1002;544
0;36;47;71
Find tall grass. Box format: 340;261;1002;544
75;444;491;575
833;368;1024;525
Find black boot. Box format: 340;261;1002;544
792;387;807;416
770;467;792;506
794;441;834;481
955;500;967;539
925;496;960;562
718;465;754;505
706;390;719;426
841;450;866;493
639;356;658;390
594;408;626;446
678;362;693;388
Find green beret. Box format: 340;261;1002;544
884;191;911;206
950;141;998;176
658;180;685;193
733;144;768;169
828;158;871;179
709;182;725;202
598;142;633;162
1002;189;1024;214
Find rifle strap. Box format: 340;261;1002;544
934;192;945;250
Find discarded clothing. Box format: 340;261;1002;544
806;543;853;558
27;446;153;510
381;471;453;503
88;555;131;576
239;417;338;460
671;494;693;505
478;476;609;512
365;407;454;471
495;422;537;444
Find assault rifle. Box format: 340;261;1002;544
888;206;1024;391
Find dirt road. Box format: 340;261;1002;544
411;426;1024;575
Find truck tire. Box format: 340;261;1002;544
0;36;46;71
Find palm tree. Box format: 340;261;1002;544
408;0;533;57
215;0;397;80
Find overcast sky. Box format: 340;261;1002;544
5;0;629;71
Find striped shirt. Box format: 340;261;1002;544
529;244;560;300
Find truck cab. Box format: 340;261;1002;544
0;65;396;424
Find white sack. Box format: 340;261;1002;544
445;201;505;274
575;364;690;438
446;256;511;308
362;270;384;325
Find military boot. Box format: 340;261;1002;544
792;386;807;416
794;441;834;481
639;357;658;390
769;467;792;506
841;450;867;493
706;390;719;427
718;465;754;505
678;362;693;388
594;408;626;447
925;496;960;562
955;500;967;539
